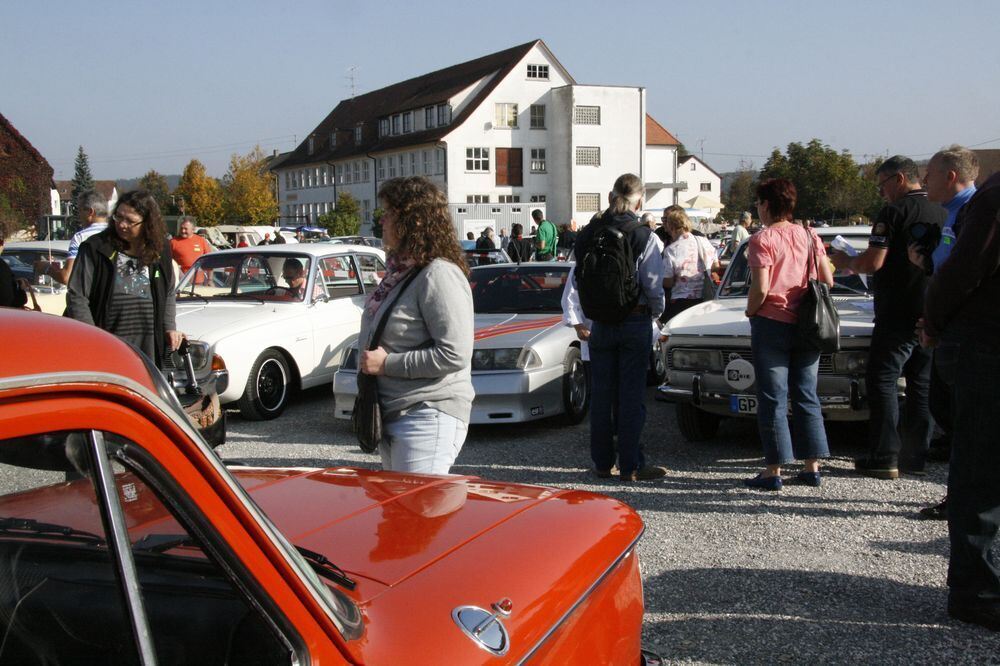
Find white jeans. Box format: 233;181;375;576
379;407;468;475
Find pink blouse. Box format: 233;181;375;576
747;224;826;324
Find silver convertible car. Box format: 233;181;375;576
657;226;880;441
334;262;589;425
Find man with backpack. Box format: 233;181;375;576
574;174;667;482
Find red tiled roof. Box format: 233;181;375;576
55;180;117;201
276;40;565;169
646;114;680;146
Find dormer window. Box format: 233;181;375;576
307;136;315;154
379;118;389;137
425;106;436;129
403;111;412;133
436;103;451;126
329;131;337;149
354;125;362;144
391;115;401;135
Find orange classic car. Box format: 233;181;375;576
0;309;661;665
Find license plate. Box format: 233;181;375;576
729;395;757;414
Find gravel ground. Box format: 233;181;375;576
218;386;1000;665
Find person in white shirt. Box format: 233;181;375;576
35;191;109;284
661;205;720;323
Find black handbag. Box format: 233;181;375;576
352;268;422;453
796;228;840;353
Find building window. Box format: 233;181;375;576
530;194;547;203
573;105;601;125
530;104;545;129
577;193;601;211
690;161;697;171
425;107;435;129
379;118;389;137
575;146;601;167
498;195;520;203
437;103;451;126
391;115;400;135
329;132;337;149
335;164;344;184
363;199;370;222
423;150;431;174
321;166;328;186
436;148;445;174
466;147;490;172
362;160;370;182
354;126;362;145
466;195;490;204
530;148;546;173
353;161;360;183
407;152;415;176
377;158;385;180
494;103;518;129
344;163;353;184
388;155;397;178
526;64;550;79
403;111;413;133
308;136;315;154
700;182;712;192
284;172;291;189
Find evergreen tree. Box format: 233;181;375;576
71;146;95;207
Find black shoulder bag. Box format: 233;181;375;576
796;228;840;353
352;268;423;453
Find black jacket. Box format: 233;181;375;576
0;256;27;308
65;228;176;366
508;237;534;263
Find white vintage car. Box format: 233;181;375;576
176;244;386;420
658;226;879;441
334;262;590;425
3;241;71;314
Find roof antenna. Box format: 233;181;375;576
346;65;360;99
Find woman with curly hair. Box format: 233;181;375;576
66;189;182;367
358;176;474;474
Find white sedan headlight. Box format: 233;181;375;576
472;348;540;371
833;351;868;374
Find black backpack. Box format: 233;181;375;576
576;220;642;323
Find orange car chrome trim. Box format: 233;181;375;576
516;528;645;664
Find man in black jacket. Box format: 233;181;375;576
922;171;1000;632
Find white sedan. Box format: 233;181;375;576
2;241;71;314
176;244;386;420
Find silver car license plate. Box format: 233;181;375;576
729;395;757;414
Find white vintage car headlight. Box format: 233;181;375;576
833;351;868;374
671;348;724;371
472;348;541;371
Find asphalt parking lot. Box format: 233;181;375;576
218;386;1000;665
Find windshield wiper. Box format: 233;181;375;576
133;534;357;591
295;546;357;590
0;517;105;545
180;290;209;303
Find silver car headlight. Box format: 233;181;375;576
472;348;540;371
342;348;359;370
671;348;723;371
186;340;211;372
833;351;868;374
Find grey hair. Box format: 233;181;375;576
877;155;920;183
933;145;979;184
77;190;108;217
609;173;644;215
639;212;657;226
741;211;752;223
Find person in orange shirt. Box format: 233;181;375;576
170;219;213;276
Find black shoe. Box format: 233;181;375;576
854;456;899;480
591;466;618;479
948;598;1000;631
900;461;928;477
622;465;667;482
918;498;947;520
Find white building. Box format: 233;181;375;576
676;155;722;207
270;39;683;234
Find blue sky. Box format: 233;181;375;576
3;0;998;180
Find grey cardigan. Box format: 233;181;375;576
359;258;474;424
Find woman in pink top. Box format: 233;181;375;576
743;179;834;491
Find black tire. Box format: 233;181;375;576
562;347;590;424
647;341;667;386
676;403;720;441
237;349;292;420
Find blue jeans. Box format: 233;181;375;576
947;337;1000;602
380;407;468;475
865;325;933;465
589;314;652;476
749;316;830;465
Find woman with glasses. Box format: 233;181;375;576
743;179;834;491
67;189;182;367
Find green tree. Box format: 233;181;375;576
317;192;362;236
175;159;224;226
723;167;757;222
221;146;278;225
676;143;690;159
370;207;384;238
139;169;172;214
758;139;872;221
71;146;95;207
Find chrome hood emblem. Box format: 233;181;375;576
452;598;512;656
